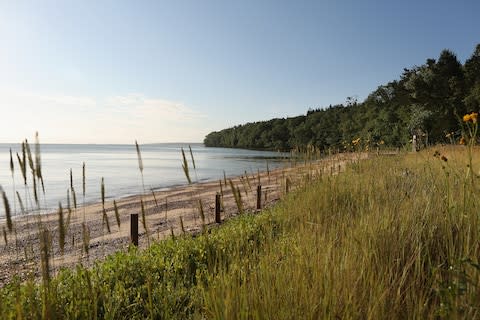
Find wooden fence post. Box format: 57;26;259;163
131;213;139;246
215;193;221;223
256;185;262;210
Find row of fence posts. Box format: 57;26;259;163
129;182;288;246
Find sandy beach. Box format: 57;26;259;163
0;154;362;285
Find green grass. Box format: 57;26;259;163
2;146;480;319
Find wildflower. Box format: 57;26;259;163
441;155;448;162
433;150;440;157
463;112;478;123
471;112;478;123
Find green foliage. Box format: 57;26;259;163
205;44;480;150
0;206;279;319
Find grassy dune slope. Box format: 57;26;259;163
2;147;480;319
202;146;480;319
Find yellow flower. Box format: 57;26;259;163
471;112;478;123
352;138;361;146
463;112;478;123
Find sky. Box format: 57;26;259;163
0;0;479;144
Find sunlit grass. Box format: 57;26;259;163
3;141;480;318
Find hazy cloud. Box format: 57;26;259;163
0;90;208;143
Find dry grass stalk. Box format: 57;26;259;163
164;197;168;223
82;162;86;197
101;177;105;207
25;140;40;207
58;203;65;255
181;148;192;184
35;132;45;194
151;189;158;207
39;228;51;286
101;177;111;233
135;140;144;174
16;191;25;215
188;145;196;170
198;199;206;231
9;149;16;216
18;142;27;186
71;188;77;211
189;145;198;182
82;222;90;255
266;161;270;182
82;162;86;222
113;200;121;229
66;189;72;227
229;179;244;214
1;186;13;232
2;226;7;245
102;208;111;234
179;216;185;234
70;169;77;210
245;170;252;191
9;149;14;177
141;199;147;232
285;177;291;194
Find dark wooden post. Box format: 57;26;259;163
256;185;262;210
130;213;139;246
285;178;290;194
215;193;221;223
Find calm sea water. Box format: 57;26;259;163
0;143;287;217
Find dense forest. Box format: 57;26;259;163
204;44;480;151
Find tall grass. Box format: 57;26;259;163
9;149;16;219
1;187;12;232
200;147;480;319
58;203;65;255
229;179;244;215
2;146;480;318
181;147;192;184
101;177;110;233
189;145;198;182
6;135;480;318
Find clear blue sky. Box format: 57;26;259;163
0;0;479;143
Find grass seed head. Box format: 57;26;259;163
181;148;192;184
9;149;14;176
114;200;121;228
58;202;65;255
1;186;12;232
135;140;144;173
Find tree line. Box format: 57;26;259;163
204;44;480;151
